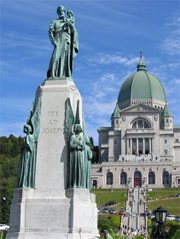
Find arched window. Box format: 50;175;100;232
148;171;155;184
134;171;142;187
132;118;151;129
144;121;149;128
120;172;127;185
162;171;170;186
106;172;113;185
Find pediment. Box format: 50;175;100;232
121;103;159;114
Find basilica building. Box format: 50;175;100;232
91;55;180;189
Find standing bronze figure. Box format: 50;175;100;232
47;6;79;78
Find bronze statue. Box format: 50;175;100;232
47;6;79;79
69;124;85;188
84;137;93;189
17;124;36;187
17;92;41;188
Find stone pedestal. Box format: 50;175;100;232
6;79;99;239
67;188;99;239
6;189;70;239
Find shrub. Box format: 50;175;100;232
98;215;119;233
171;229;180;239
165;221;180;238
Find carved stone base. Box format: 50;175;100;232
6;188;99;239
66;188;99;238
6;189;70;239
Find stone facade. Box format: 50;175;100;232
91;60;180;189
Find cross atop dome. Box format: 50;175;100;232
137;51;146;71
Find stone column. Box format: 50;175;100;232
130;138;132;154
150;138;152;153
143;138;145;154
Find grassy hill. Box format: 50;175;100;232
91;188;127;209
92;188;180;215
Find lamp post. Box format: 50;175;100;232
153;206;167;239
151;218;157;238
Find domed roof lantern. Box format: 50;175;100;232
137;51;146;71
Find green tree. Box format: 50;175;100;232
166;221;180;239
89;137;99;163
0;135;23;223
98;215;120;234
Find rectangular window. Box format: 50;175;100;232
138;120;143;128
164;150;168;155
144;121;149;128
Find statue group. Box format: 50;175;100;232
47;6;79;78
17;7;92;190
7;6;99;239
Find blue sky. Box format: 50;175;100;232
0;0;180;144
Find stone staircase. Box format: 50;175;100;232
120;187;148;238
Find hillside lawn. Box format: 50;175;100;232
92;188;180;215
148;198;180;215
91;188;127;209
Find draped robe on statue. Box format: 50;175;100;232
48;19;78;78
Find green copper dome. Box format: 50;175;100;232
118;55;166;107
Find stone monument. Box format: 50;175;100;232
6;6;99;239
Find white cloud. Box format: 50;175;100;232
82;72;119;143
158;62;180;69
161;16;180;55
174;78;180;84
162;38;180;55
84;100;116;118
89;53;139;66
166;16;180;27
92;73;118;99
2;32;50;55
